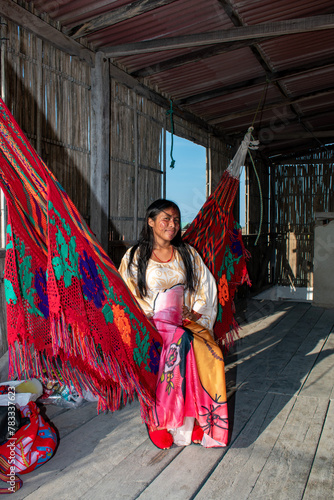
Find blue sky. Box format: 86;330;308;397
165;134;206;227
165;133;245;228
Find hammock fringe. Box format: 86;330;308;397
0;97;160;422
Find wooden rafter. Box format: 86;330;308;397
131;37;274;78
251;109;334;135
217;0;314;145
0;0;95;66
102;14;334;56
175;58;334;106
262;131;334;140
208;87;334;125
66;0;178;39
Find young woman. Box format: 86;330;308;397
119;199;228;448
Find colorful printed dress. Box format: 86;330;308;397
119;245;229;448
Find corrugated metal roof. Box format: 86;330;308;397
25;0;334;157
233;0;334;25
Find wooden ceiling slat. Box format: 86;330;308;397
131;37;274;78
0;0;95;66
102;14;334;56
175;59;334;106
66;0;178;39
209;88;334;125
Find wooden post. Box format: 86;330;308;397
90;52;110;251
0;18;6;248
36;37;42;156
133;97;139;240
163;124;166;199
0;17;7;356
206;135;212;197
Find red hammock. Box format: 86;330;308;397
184;130;256;346
0;98;162;420
0;97;252;418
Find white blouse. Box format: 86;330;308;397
118;244;217;333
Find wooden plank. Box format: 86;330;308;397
268;131;334;140
68;0;178;39
81;440;183;499
90;52;110;250
38;403;70;421
194;393;296;500
195;395;328;500
209;87;334;125
108;63;224;138
268;306;330;395
132;37;274;78
227;302;311;393
225;301;293;393
14;401;146;499
128;388;267;500
303;400;334;499
300;329;334;399
0;350;8;380
235;299;289;336
103;14;334;56
175;58;334;106
0;0;95;66
247;396;328;499
49;401;100;439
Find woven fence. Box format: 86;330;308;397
274;147;334;287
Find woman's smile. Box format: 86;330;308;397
148;207;180;244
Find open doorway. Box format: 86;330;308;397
165;133;206;229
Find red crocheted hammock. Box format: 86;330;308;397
0;98;161;419
0;97;251;417
183;131;255;346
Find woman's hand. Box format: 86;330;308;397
182;306;201;322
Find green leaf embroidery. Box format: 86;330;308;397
4;279;17;305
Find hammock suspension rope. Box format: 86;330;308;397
166;100;175;169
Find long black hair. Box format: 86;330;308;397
128;199;195;297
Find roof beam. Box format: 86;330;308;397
266;140;325;157
131;37;274;77
272;157;334;164
0;0;95;66
246;109;334;134
208;87;334;125
175;58;334;106
218;0;317;145
66;0;178;39
102;14;334;56
262;131;334;140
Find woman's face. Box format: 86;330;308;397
148;207;180;244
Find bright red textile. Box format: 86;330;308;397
0;98;161;419
183;171;251;347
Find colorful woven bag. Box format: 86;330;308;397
0;402;57;493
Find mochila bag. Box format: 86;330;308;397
0;405;29;445
0;401;58;494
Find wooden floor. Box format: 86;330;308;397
4;298;334;499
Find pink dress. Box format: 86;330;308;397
119;246;229;447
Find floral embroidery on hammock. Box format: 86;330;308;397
0;96;253;425
0;98;162;421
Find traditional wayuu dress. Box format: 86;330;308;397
119;245;229;448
